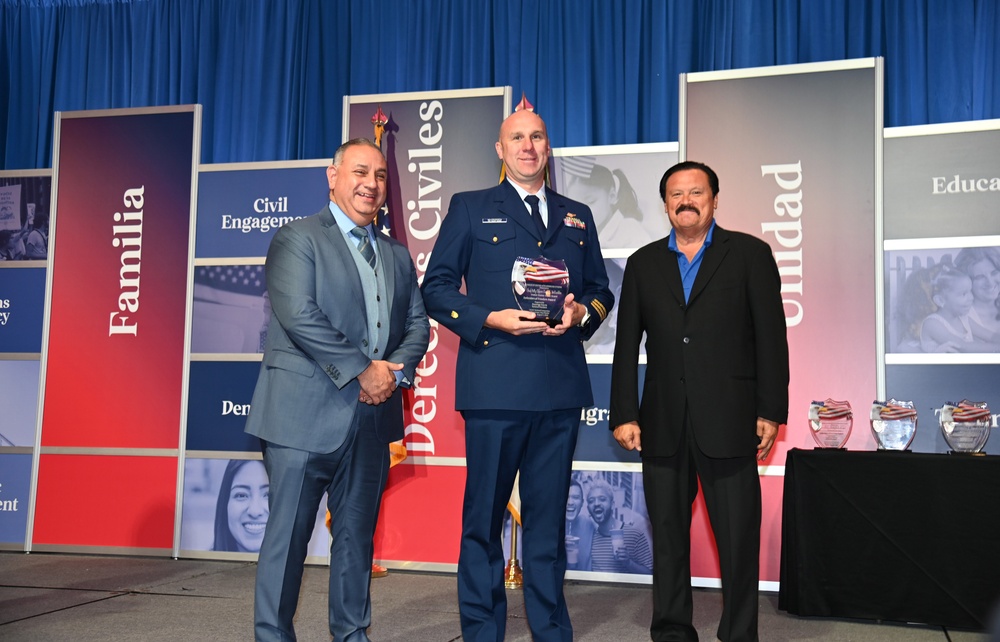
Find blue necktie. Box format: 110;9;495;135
524;194;545;237
350;226;376;270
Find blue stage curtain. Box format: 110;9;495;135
2;0;999;169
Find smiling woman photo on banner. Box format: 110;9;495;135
213;459;269;553
180;458;331;556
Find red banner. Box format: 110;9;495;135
35;107;197;550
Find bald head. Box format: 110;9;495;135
495;110;550;191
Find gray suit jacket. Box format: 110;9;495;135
245;207;430;453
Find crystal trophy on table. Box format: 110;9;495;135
870;399;918;451
511;256;570;327
808;399;853;449
938;400;992;454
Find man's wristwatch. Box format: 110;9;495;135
577;306;591;328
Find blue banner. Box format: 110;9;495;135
575;364;644;464
0;453;31;545
186;361;263;452
0;267;46;353
196;165;329;258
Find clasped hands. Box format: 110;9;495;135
357;360;403;405
486;293;585;337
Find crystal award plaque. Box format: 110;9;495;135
870;399;917;451
808;398;853;449
938;399;992;454
511;256;570;327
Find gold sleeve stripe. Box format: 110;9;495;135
591;299;608;321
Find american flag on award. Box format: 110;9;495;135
939;399;992;454
807;398;853;449
511;255;569;327
870;399;918;451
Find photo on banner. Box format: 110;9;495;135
191;263;269;354
179;457;329;558
550;143;678;251
583;257;647;359
0;173;51;261
501;469;652;578
584;257;627;356
0;360;40;446
885;245;1000;357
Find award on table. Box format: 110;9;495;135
808;398;853;449
938;400;992;454
870;399;918;451
512;256;570;327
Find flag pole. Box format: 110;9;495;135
503;510;523;589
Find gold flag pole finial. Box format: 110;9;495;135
371;104;388;148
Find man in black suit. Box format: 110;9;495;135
609;160;789;642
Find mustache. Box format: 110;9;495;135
675;204;700;215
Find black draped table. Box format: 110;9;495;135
778;448;1000;630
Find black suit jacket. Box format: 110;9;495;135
609;225;789;458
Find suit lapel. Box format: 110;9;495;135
319;208;367;310
375;233;396;303
544;193;567;244
688;226;730;305
654;237;685;305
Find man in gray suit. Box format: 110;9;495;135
245;138;430;641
